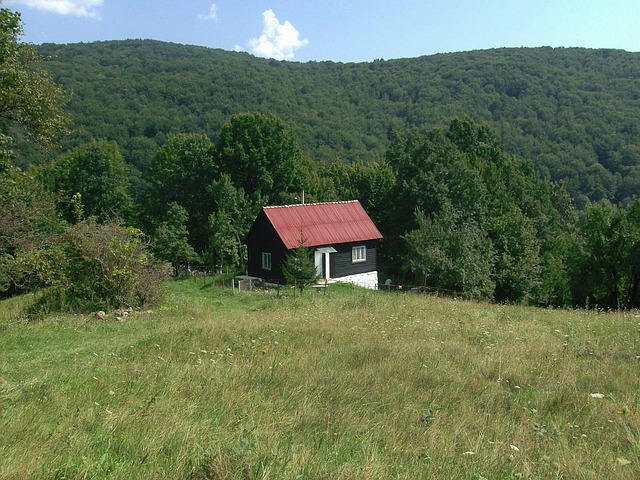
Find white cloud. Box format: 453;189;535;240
198;3;217;21
6;0;104;18
248;9;308;61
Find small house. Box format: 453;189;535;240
244;200;383;289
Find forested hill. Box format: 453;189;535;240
36;40;640;206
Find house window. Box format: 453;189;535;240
352;245;366;263
262;252;272;270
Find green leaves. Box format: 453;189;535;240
151;202;199;275
44;140;132;223
143;133;216;252
9;219;169;314
215;112;314;205
0;7;68;148
404;206;495;300
281;234;319;295
571;199;640;309
391;119;563;304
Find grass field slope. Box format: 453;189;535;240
1;280;639;478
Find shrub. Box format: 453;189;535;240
16;219;171;315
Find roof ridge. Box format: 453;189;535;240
263;200;359;209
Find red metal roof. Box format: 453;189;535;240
262;200;382;249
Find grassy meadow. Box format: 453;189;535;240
1;279;639;479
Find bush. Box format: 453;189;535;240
16;219;171;315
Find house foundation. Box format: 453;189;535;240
333;271;379;290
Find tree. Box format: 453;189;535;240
0;6;67;149
623;199;640;308
382;119;574;304
0;165;63;294
383;125;489;279
404;206;495;299
143;133;216;252
206;174;254;273
151;202;199;275
0;166;62;253
0;5;68;299
489;206;542;303
573;200;631;309
215;112;316;205
41;139;132;223
324;159;395;225
207;210;240;274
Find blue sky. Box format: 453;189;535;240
5;0;640;62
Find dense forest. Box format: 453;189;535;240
3;4;640;312
25;40;640;208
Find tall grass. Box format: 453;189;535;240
1;280;639;478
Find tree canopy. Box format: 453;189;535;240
215;112;317;205
28;40;640;206
381;118;574;304
41;139;132;223
0;6;67;151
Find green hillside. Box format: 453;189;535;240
34;40;640;207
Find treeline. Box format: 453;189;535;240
26;40;640;208
4;6;640;313
6;110;640;310
381;119;640;309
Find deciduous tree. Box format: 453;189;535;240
215;112;316;205
207;174;253;273
143;133;216;252
573;200;631;309
0;5;67;148
404;206;495;299
151;202;199;275
42;139;132;223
